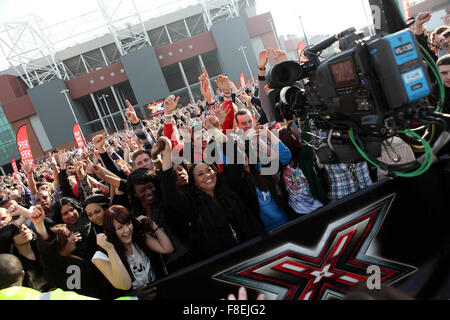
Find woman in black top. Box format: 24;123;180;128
126;168;191;273
52;197;97;260
0;205;52;292
159;136;266;263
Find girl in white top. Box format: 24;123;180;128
91;205;173;300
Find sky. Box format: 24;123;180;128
0;0;375;70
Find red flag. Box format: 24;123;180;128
240;73;245;88
12;158;18;173
73;123;85;149
16;125;34;166
297;40;306;62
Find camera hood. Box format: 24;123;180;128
266;61;304;89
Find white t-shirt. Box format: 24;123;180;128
92;243;155;290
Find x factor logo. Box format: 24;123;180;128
214;194;416;300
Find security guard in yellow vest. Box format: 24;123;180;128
0;253;136;300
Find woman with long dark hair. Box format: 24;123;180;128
91;205;173;300
52;197;97;260
82;194;110;237
0;204;52;292
29;205;122;299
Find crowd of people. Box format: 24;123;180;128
0;12;449;300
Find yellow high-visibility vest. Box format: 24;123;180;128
0;286;137;300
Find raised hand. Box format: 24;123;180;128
199;66;213;103
125;100;139;125
203;115;221;131
414;12;431;35
7;203;32;220
258;49;270;69
21;161;34;177
57;150;69;170
226;287;265;301
271;48;288;64
92;133;107;153
30;205;45;226
86;160;105;180
164;95;180;115
415;12;431;27
48;152;58;169
73;160;87;179
215;75;232;93
159;136;172;154
211;103;232;125
96;233;115;252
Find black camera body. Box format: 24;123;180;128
266;28;432;141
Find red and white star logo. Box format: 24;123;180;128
214;194;416;300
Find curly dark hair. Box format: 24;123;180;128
126;168;160;213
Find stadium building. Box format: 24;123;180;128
0;0;281;172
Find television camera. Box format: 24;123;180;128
265;0;449;176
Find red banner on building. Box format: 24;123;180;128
73;123;85;149
240;73;245;88
11;158;18;173
16;125;34;166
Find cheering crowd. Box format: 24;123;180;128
0;12;449;300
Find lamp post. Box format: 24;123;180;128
267;18;282;50
238;45;255;86
99;94;119;133
299;15;310;47
60;89;85;143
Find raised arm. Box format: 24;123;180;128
215;75;236;133
57;150;76;198
199;65;214;105
49;152;60;187
92;233;132;290
257;49;278;122
92;133;126;180
86;159;122;192
125;100;155;151
30;205;49;241
74;159;94;199
141;218;174;254
22;161;37;196
163;95;181;148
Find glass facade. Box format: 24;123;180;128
76;81;138;133
161;50;222;106
0;104;19;164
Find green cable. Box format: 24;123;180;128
348;129;379;168
396;129;433;177
348;128;433;177
419;45;445;111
